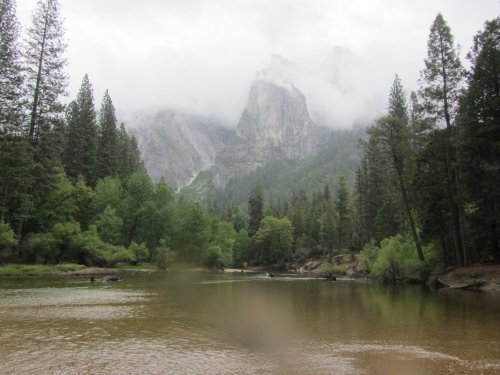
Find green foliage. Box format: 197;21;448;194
209;220;235;265
0;263;85;276
173;202;211;260
233;229;250;267
0;221;17;261
420;13;464;125
361;234;439;281
94;205;123;245
254;216;293;265
335;176;351;250
458;17;500;262
51;221;81;259
117;123;144;179
248;181;264;236
202;245;231;270
320;262;346;278
128;241;149;264
97;90;119;179
36;173;93;230
72;225;133;267
24;221;81;263
181;129;362;208
91;177;123;214
155;239;176;270
121;171;154;245
63;74;99;185
24;232;59;263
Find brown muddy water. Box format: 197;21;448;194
0;273;499;374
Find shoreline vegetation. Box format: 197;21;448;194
1;259;499;293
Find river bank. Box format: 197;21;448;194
0;263;158;276
290;255;500;292
2;260;500;293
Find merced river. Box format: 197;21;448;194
0;272;499;374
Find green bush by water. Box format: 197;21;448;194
360;234;439;281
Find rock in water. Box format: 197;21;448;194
101;276;122;282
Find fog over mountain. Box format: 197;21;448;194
17;0;498;129
128;59;330;188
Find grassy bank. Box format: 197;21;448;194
0;263;87;276
0;262;158;276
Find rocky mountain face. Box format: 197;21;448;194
211;79;329;187
129;111;232;190
130;58;331;190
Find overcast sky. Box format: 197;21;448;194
17;0;499;128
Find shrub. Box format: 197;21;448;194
202;245;229;270
155;239;176;270
72;225;134;266
361;234;439;281
128;241;150;264
0;221;17;261
25;232;59;263
320;262;346;278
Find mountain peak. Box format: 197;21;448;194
212;77;328;187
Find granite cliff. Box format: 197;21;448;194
211;79;329;187
129;111;231;190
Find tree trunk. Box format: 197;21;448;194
444;152;464;266
28;3;51;142
439;37;467;266
393;155;425;262
492;203;499;263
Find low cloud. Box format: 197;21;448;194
17;0;497;128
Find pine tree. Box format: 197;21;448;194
419;13;467;265
0;0;24;133
24;0;67;143
23;0;67;219
117;122;143;179
0;0;32;232
97;90;119;179
335;176;350;250
458;17;500;262
64;74;98;185
351;160;370;249
388;75;408;121
248;181;264;237
370;76;425;262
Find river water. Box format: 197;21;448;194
0;273;499;374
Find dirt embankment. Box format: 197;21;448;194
294;254;500;292
296;254;365;278
436;264;500;292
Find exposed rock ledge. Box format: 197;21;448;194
435;264;500;292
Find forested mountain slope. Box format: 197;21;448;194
181;127;364;207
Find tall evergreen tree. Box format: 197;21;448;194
0;0;24;133
248;181;264;237
419;13;467;265
23;0;67;226
97;90;119;179
64;74;98;185
0;0;31;229
24;0;67;143
371;76;425;261
117;122;143;179
334;176;350;250
458;17;500;262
